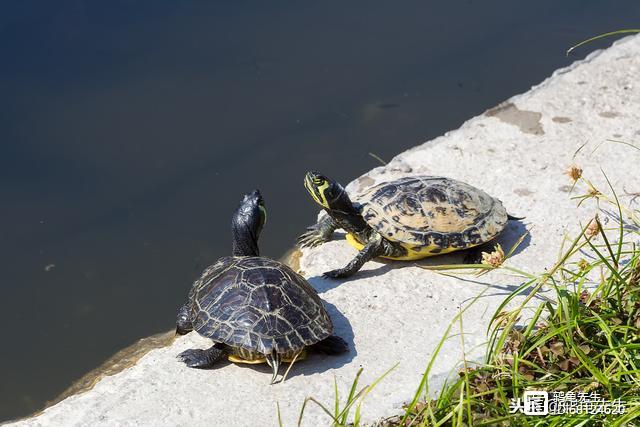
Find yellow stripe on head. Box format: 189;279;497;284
258;205;267;225
304;174;331;209
315;181;330;208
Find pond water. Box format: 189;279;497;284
2;1;639;421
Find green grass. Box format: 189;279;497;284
566;29;640;55
287;165;640;426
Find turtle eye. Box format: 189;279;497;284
313;177;325;186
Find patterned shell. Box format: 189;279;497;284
188;257;332;355
358;176;508;250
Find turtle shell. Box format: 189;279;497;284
358;176;508;252
188;257;332;355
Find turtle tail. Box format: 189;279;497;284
507;214;525;221
265;351;282;384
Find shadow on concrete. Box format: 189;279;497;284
575;207;638;266
600;207;640;233
454;276;551;305
308;218;532;290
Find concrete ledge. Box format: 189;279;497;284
9;34;640;427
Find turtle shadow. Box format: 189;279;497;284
274;301;356;380
309;219;531;290
494;218;531;256
311;263;545;304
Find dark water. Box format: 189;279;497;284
1;0;639;421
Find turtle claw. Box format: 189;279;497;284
178;349;211;368
323;269;348;279
297;228;328;248
178;345;225;369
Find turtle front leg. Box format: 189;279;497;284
323;235;385;278
175;302;193;335
178;343;227;369
297;213;337;248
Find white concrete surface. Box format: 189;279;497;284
9;34;640;427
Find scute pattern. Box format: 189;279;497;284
359;176;508;249
188;257;332;355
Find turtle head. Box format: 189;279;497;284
232;189;266;257
304;171;370;235
304;171;351;211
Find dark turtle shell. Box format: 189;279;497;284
188;257;332;355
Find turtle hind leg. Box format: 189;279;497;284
265;351;282;384
311;335;349;355
463;242;495;264
463;247;483;264
175;302;193;336
178;343;226;369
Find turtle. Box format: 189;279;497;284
298;171;518;278
176;190;348;383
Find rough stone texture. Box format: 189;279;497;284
8;35;640;427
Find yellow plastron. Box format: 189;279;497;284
344;233;459;261
227;349;308;364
